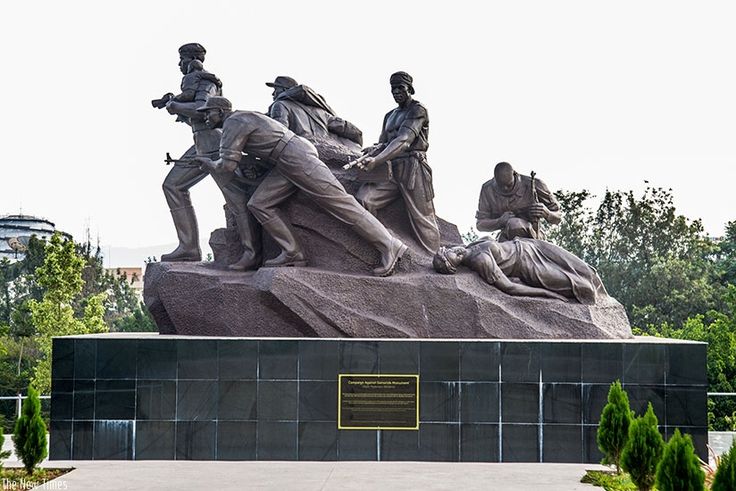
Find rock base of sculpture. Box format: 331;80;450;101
49;334;707;462
146;164;632;339
145;260;631;339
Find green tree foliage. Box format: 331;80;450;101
637;285;736;431
27;233;108;392
597;380;633;473
621;403;665;491
655;429;705;491
0;233;155;429
547;187;719;328
12;386;47;474
717;221;736;286
711;439;736;491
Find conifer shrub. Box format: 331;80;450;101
621;403;664;491
597;380;633;473
708;438;735;491
655;429;705;491
13;386;48;474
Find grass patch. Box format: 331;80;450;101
581;470;639;490
1;467;72;489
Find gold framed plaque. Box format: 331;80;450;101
338;374;419;430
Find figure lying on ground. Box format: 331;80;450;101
433;238;609;304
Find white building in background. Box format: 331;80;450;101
0;214;61;262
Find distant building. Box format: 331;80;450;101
0;214;61;263
105;267;144;299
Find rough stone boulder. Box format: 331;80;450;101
144;261;632;339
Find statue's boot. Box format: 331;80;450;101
261;215;308;267
161;206;201;262
228;212;262;271
353;212;408;277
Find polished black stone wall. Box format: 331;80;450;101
49;335;707;462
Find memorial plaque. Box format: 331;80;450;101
338;374;419;430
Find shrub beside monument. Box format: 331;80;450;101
13;386;48;474
621;403;665;491
711;439;736;491
655;428;705;491
597;380;633;474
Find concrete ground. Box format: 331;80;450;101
3;461;606;491
3;433;732;490
2;437;604;491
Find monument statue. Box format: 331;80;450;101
351;72;441;253
151;43;222;262
193;96;408;277
145;67;632;340
266;76;363;151
476;162;561;241
433;238;608;304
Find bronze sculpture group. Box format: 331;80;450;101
153;43;612;303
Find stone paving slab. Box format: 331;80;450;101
1;461;608;491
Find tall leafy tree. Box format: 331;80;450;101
548;186;720;328
717;220;736;287
27;233;107;392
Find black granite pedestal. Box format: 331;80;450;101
49;334;707;462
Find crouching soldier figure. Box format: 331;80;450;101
194;97;408;277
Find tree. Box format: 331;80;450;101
28;233;107;392
655;429;705;491
597;380;633;473
621;403;665;491
547;187;719;328
716;220;736;286
638;285;736;431
711;439;736;491
12;386;47;474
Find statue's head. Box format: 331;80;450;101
390;71;414;106
493;162;516;192
266;76;298;101
178;43;206;74
197;96;232;129
433;245;466;275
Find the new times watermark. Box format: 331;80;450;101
2;478;68;490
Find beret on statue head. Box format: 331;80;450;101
179;43;206;61
390;71;415;94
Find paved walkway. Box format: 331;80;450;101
1;460;606;491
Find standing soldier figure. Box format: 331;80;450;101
153;43;263;270
353;71;441;253
152;43;221;262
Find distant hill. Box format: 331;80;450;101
102;243;214;269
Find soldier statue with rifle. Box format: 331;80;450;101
475;162;561;241
153;43;266;270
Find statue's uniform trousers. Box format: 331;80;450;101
247;136;393;247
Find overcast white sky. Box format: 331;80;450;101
2;1;735;264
